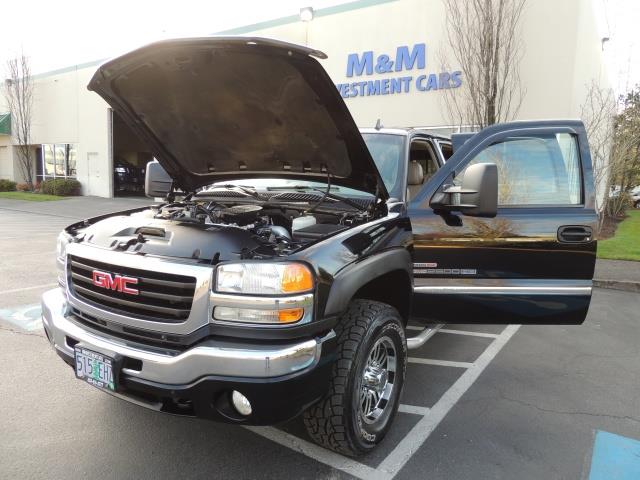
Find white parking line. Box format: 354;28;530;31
406;325;424;331
246;324;521;480
439;328;500;338
0;283;57;295
376;324;521;478
398;404;431;415
408;357;474;368
245;425;380;478
1;233;64;240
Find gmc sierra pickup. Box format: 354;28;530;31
42;37;597;456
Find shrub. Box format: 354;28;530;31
16;182;31;192
41;178;81;196
606;192;634;218
0;179;17;192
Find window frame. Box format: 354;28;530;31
40;143;78;180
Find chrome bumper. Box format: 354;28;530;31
41;288;334;384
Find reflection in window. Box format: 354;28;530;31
66;145;77;176
40;143;77;179
43;144;55;177
460;133;581;205
362;133;405;199
54;144;66;176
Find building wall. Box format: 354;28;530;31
233;0;608;127
1;0;610;197
0;143;12;180
30;65;111;196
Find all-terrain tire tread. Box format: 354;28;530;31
303;299;398;456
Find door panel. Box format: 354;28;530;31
408;120;597;325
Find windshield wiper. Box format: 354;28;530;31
265;185;365;211
204;184;260;199
309;188;366;211
266;185;342;192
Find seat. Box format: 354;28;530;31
407;160;424;201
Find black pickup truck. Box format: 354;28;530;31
42;37;597;456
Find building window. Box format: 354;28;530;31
41;143;77;179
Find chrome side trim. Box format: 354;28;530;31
413;279;592;295
43;288;334;381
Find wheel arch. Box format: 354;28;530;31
322;248;413;323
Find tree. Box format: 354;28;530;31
4;53;35;189
607;85;640;217
579;79;616;221
440;0;527;129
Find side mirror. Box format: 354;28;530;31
432;163;498;218
145;160;172;198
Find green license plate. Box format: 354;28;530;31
74;346;116;391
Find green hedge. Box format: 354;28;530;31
41;178;81;196
0;179;17;192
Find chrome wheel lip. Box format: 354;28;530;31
359;336;397;425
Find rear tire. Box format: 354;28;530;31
303;299;407;456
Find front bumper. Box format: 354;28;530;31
42;288;336;424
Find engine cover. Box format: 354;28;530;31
80;211;266;262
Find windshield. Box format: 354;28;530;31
201;133;405;199
362;133;405;199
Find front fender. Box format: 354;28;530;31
322;248;412;317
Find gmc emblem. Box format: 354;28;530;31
92;270;139;295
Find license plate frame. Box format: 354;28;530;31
74;346;120;392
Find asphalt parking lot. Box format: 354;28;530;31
1;197;639;479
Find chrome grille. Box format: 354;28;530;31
68;255;197;322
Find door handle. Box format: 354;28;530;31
557;225;593;243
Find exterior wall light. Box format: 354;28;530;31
300;7;314;22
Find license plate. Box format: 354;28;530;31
74;347;116;391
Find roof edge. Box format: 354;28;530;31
217;0;398;35
30;0;398;80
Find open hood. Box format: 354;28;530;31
88;37;388;198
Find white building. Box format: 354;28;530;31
0;0;610;198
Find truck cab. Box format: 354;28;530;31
41;37;597;457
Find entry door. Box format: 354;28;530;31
408;120;597;325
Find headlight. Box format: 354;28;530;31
56;231;71;260
56;231;72;287
215;262;314;295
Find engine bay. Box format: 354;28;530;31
68;193;382;264
151;198;373;256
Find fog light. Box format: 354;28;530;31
231;390;252;416
214;306;303;324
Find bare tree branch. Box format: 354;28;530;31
3;53;35;189
439;0;527;129
580;79;616;224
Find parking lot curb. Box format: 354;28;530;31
594;279;640;294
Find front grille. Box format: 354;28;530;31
68;255;197;322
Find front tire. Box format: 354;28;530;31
303;300;407;456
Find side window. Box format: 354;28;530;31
409;140;439;181
439;142;453;160
458;133;581;206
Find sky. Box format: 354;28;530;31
595;0;640;97
2;0;639;97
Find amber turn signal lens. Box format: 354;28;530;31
278;308;304;323
281;264;313;293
